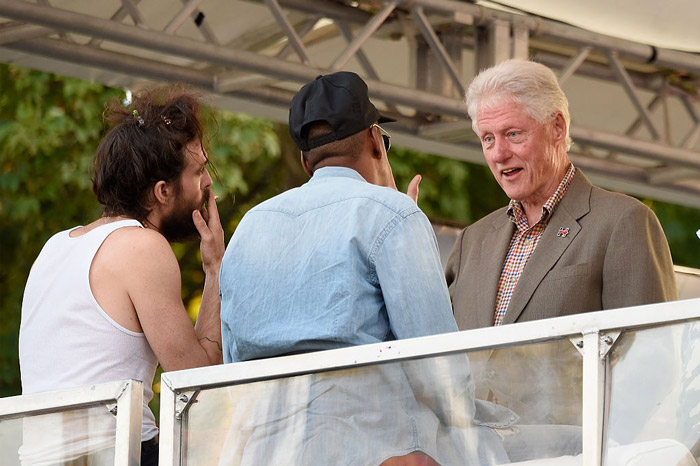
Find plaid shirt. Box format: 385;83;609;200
493;164;576;326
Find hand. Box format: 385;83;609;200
193;188;225;275
406;174;421;204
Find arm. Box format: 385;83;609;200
192;190;225;365
373;210;457;338
127;191;224;371
602;202;678;309
373;211;477;426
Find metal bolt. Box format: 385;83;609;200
603;336;613;345
179;394;189;403
576;340;584;348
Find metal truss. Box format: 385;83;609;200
1;0;700;207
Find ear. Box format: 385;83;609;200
153;180;171;205
300;152;313;177
551;112;567;143
369;126;383;160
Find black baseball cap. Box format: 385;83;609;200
288;71;395;151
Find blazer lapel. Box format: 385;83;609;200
502;171;593;324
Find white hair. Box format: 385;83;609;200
466;59;572;150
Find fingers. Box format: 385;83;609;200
193;208;208;235
206;189;222;229
406;174;422;204
193;189;221;236
196;188;225;274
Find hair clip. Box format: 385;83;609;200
132;109;145;127
161;115;172;126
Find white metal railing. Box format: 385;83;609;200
159;299;700;465
0;379;143;466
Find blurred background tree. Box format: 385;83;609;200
2;64;699;410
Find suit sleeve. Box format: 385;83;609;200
444;227;466;290
602;202;678;309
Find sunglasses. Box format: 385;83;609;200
371;124;391;153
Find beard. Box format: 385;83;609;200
159;188;210;243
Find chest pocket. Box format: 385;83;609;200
548;262;591;280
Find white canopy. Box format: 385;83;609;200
1;0;700;208
491;0;700;53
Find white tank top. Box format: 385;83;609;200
19;220;159;445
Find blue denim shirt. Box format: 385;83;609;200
219;167;458;363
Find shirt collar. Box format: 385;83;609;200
309;166;367;184
507;163;577;230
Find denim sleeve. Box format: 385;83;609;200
221;319;233;364
373;214;490;439
373;209;459;339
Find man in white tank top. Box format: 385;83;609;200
19;85;225;466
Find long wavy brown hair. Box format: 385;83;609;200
92;84;205;222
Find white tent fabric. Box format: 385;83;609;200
488;0;700;53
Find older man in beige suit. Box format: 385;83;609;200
445;59;677;331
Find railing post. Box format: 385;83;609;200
581;330;604;466
158;374;181;466
113;380;143;466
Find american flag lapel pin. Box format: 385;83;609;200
556;227;570;238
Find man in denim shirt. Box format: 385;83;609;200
218;72;510;465
220;72;457;361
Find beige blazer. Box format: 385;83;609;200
445;170;678;330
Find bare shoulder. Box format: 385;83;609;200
100;226;177;269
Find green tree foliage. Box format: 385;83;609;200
643;199;700;269
390;146;508;224
2;63;699;404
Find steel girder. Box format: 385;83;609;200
1;0;700;208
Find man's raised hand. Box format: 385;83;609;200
406;174;422;204
193;188;225;275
